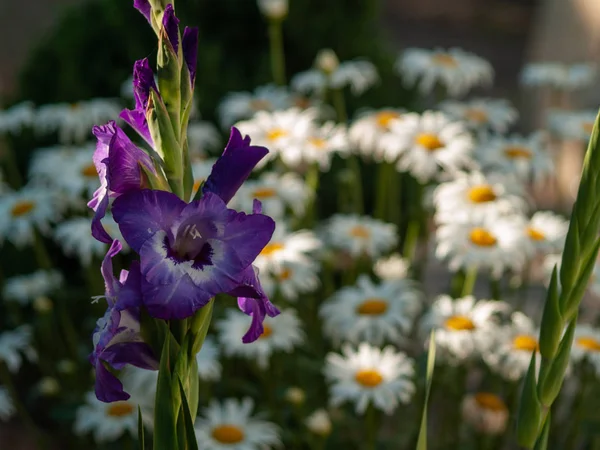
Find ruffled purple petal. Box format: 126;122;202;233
182;27;199;87
95;361;129;403
162;4;180;53
106;125;154;194
120;59;156;147
141;274;213;319
101;240;123;302
91;195;112;244
119;109;153;148
89;122;116;243
102;342;158;370
202;128;269;204
114;261;143;310
133;0;152;23
112;190;187;253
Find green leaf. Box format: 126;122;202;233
562;236;600;321
533;412;551;450
517;352;542;448
177;376;199;450
416;331;436;450
538;319;576;406
138;406;145;450
153;331;179;450
157;27;182;139
539;266;563;359
190;300;214;356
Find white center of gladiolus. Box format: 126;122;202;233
356;298;388;315
576;336;600;352
474;393;507;412
445;315;476;331
267;128;288;141
349;225;370;239
526;227;545;241
11;200;36;217
512;335;538;352
211;424;245;443
467;185;497;203
432;53;458;67
106;401;134;417
415;133;444;151
469;228;497;247
354;369;383;387
260;242;284;256
81;163;98;177
503;146;532;159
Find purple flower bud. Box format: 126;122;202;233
182;27;199;87
133;0;152;23
162;4;180;54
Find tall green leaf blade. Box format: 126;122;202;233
416;331;436;450
177;376;199;450
153;331;179;450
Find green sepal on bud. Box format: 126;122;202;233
538;266;562;359
538;319;576;407
153;330;179;450
139;160;170;192
176;376;200;450
562;236;600;321
533;412;551;450
517;352;542;448
158;25;182;140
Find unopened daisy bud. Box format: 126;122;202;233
285;387;306;406
38;377;60;397
305;409;332;436
316;49;340;75
374;253;410;280
257;0;288;20
461;392;508;435
57;359;76;375
33;296;53;314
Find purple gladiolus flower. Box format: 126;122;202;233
88;121;156;243
182;27;199;87
133;0;151;23
91;240;158;402
162;4;179;53
119;59;157;147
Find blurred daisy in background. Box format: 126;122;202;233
35;99;121;144
194;397;281;450
420;295;509;363
257;0;289;20
349;108;406;162
461;392;509;435
324;214;397;259
320;274;421;346
435;215;528;277
571;325;600;376
396;47;493;97
520;62;596;90
260;260;320;301
439;98;518;133
3;270;63;306
217;309;304;369
305;409;332;437
191;158;218;197
384;111;475;182
232;172;311;219
0;102;35;135
433;171;527;224
476;132;553;184
484;312;541;381
0;169;11;195
187;121;222;160
0;387;15;421
0;185;63;247
196;336;222;382
0;326;37;373
218;84;291;129
324;343;415;414
548;109;597;142
373;253;410;281
521;211;568;257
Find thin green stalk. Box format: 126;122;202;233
461;266;478;297
331;88;347;123
489;277;501;300
365;403;378;450
402;219;420;262
347;156;364;214
33;230;52;270
0;138;23;188
388;169;401;226
268;20;286;85
374;162;391;220
303;163;320;226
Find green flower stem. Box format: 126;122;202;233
461;266;478;297
402;219;420;262
365;403;378;450
303;163;320;227
268;20;286;86
331;88;347;124
387;170;401;226
563;364;592;450
347;156;364;214
0;138;23;188
374;162;391;220
489;277;501;300
33;230;52;270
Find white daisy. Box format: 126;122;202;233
0;102;35;135
324;214;398;259
522;211;568;257
349;108;406;162
520;62;596;90
54;215;127;266
195;397;281;450
383;111;475;182
120;367;158;403
232;172;311;219
74;390;152;443
259;260;320;301
373;253;410;281
255;225;321;274
257;0;288;20
433;171;527;224
548;109;597;141
475;132;553;183
420;295;509;363
3;270;63;306
191;157;218;197
187;121;221;160
461;392;509;435
218;84;291;128
396;48;494;97
320;274;421;346
0;186;64;247
196;336;222;382
305;409;332;436
216;309;304;369
439;98;518;133
435;215;528;277
483;312;540;381
35;99;121;144
324;343;415;414
0;326;37;373
571;325;600;376
0;387;15;421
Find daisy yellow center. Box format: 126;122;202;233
70;103;80;110
375;111;401;128
211;424;245;444
445;315;476;331
432;53;458;67
467;185;497;203
252;187;277;199
309;137;327;149
469;228;497;247
354;369;383;388
193;179;204;193
356;298;388;316
582;122;594;134
106;401;134;417
81;163;98;177
504;146;532;159
260;242;284;256
576;336;600;352
11;200;36;217
267;128;288;141
278;268;292;280
512;335;539;352
349;225;370;239
527;227;546;241
294;97;311;109
249;99;272;111
259;324;273;339
415;133;444;151
474;393;507;412
465;108;488;123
